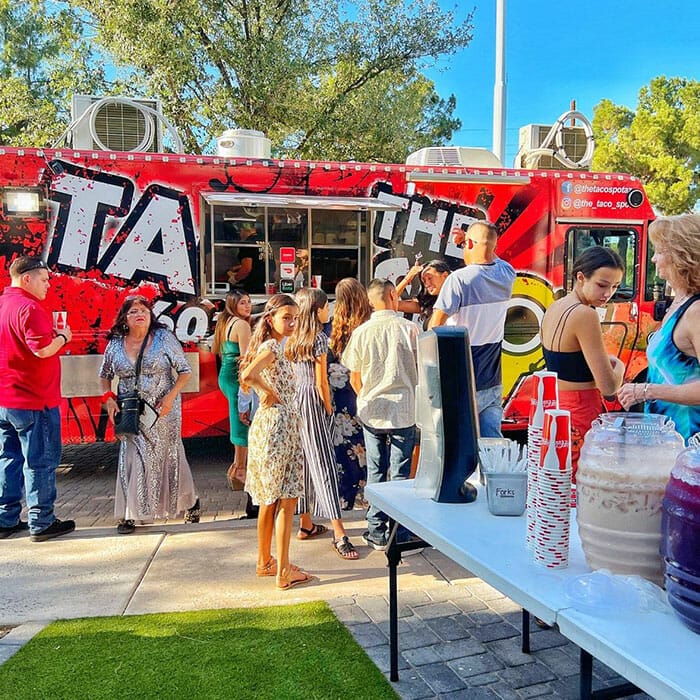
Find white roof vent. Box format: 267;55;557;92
406;147;503;168
217;129;271;158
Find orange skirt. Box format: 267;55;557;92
557;388;605;482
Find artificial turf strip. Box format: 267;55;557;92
0;602;399;700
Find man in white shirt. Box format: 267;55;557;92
429;221;516;437
342;279;419;549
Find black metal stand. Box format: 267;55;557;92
521;609;531;653
579;649;641;700
386;518;429;682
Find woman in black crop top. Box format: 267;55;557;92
540;246;626;478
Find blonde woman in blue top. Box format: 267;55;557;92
619;215;700;440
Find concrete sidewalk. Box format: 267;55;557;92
0;439;649;699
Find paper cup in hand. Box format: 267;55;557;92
53;311;67;330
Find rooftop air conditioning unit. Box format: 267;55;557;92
406;147;503;168
70;95;164;152
515;123;589;170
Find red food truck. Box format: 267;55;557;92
0;143;658;442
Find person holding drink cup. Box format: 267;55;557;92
0;256;76;542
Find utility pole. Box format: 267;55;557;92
492;0;507;165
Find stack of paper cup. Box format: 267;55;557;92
534;409;572;568
526;371;558;549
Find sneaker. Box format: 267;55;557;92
362;530;388;551
30;519;75;542
0;520;29;539
117;519;136;535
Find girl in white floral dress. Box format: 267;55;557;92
239;294;312;590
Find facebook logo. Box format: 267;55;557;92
561;181;573;194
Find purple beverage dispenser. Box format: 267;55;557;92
414;327;480;503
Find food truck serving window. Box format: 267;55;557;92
200;193;400;296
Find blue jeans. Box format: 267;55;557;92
0;407;62;533
477;385;504;438
362;424;415;541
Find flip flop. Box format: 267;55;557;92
276;567;314;591
296;523;328;540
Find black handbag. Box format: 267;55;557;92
114;336;149;437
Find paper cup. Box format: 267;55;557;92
529;371;559;428
53;311;67;330
264;282;276;295
311;275;322;289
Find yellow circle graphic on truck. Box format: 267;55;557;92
502;273;555;396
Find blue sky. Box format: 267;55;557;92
426;1;700;167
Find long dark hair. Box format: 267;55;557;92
106;295;167;340
211;288;251;356
415;259;451;315
238;293;298;389
571;246;624;280
329;278;371;357
285;287;327;362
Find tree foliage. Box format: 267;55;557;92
592;76;700;214
0;1;108;145
71;0;473;159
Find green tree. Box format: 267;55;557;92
592;76;700;214
0;1;108;146
74;0;473;159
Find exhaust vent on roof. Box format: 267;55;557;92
216;129;271;158
406;147;503;168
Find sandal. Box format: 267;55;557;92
332;535;359;560
256;557;277;577
296;523;328;540
117;519;135;535
227;465;245;491
184;498;201;524
276;566;314;591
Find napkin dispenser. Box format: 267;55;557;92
414;327;479;503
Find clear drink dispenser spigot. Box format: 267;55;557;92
414;327;479;503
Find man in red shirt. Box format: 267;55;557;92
0;256;75;541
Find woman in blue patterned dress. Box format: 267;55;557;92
328;278;372;510
99;295;199;534
618;215;700;440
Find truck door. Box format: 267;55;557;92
564;226;642;371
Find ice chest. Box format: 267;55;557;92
485;472;527;516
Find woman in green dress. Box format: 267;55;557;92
213;289;252;489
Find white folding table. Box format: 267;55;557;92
366;479;699;700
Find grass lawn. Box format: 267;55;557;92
0;602;398;700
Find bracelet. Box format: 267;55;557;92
644;383;649;401
56;332;68;345
101;391;117;403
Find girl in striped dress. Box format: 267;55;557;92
286;288;359;560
